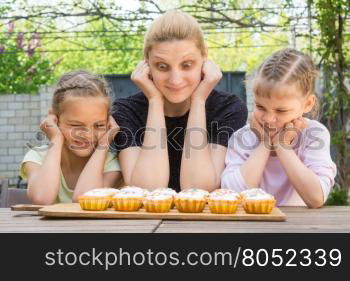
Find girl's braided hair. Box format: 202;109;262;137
52;70;110;114
253;48;319;119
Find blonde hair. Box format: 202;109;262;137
52;70;110;115
253;48;319;118
143;10;207;59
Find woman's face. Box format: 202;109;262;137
147;40;205;104
58;96;109;158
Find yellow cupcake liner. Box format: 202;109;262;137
143;198;173;213
79;196;110;211
166;197;175;209
208;199;239;214
243;199;276;214
174;198;206;213
112;198;143;212
237;194;245;204
107;196;117;208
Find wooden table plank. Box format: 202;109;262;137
154;206;350;233
0;209;161;233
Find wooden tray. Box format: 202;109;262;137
11;204;44;211
38;203;287;221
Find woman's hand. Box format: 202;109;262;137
40;112;64;144
98;116;120;149
131;60;163;102
191;60;223;102
272;117;307;147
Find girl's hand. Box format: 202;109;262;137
249;113;272;146
40;112;64;144
191;60;223;102
131;60;163;102
272;117;307;147
98;116;120;149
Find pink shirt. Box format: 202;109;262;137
221;119;337;206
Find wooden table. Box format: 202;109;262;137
1;206;349;233
155;207;350;233
0;209;161;233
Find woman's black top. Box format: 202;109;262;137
112;89;248;191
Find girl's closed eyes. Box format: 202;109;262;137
256;106;289;114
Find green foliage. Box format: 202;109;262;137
0;22;55;94
325;184;349;206
207;32;289;72
45;19;143;80
0;0;299;83
191;0;291;72
314;0;350;193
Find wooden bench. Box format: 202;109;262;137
0;179;31;208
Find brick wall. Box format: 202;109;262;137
0;87;53;185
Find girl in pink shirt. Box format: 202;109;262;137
221;48;337;207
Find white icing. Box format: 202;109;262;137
240;188;267;197
209;193;239;201
120;186;148;196
113;191;144;199
182;188;209;197
143;190;151;196
101;188;119;193
175;192;206;200
244;193;274;200
152;188;177;196
83;188;117;197
145;194;173;201
240;189;274;200
211;189;238;196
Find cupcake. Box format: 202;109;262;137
241;189;276;214
100;187;119;207
239;188;266;201
208;189;240;214
181;188;210;203
120;186;149;196
174;190;207;213
211;189;238;196
151;187;177;197
112;188;145;212
79;188;117;211
151;187;177;208
143;193;173;213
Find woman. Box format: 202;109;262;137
112;10;248;192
